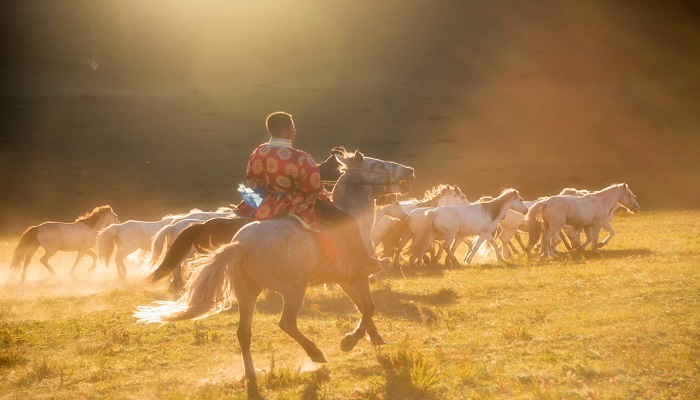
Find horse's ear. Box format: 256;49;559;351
330;146;346;156
354;150;364;162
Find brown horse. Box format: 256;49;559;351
135;149;414;398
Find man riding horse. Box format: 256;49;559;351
234;111;383;279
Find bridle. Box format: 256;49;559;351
322;167;411;188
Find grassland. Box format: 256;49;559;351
1;210;698;399
1;1;700;398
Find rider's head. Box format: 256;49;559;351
266;112;296;141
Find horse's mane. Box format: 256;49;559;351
75;205;114;227
592;183;627;195
481;189;518;221
402;184;459;207
162;208;204;220
560;187;590;196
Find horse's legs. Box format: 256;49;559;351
465;235;487;264
514;231;528;253
485;234;503;262
277;285;327;363
69;251;86;275
599;222;615;247
232;269;263;399
85;249;98;272
115;251;128;280
442;235;459;266
338;277;385;350
20;243;40;282
590;226;603;255
578;227;593;252
542;226;561;259
393;233;411;268
39;249;58;277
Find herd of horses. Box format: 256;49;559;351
8;148;639;398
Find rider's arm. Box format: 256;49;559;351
298;155;322;195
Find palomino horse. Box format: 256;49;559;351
148;154;346;292
410;189;528;265
526;183;640;259
135;148;414;398
11;206;120;282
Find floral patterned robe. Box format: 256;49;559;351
235;138;324;230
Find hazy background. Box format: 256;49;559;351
1;0;699;235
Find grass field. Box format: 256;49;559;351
2;1;700;399
1;210;698;399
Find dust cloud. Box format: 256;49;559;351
0;252;165;299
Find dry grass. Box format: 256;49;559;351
0;211;698;399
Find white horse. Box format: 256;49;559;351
398;184;469;213
11;206;120;282
392;188;472;266
553;188;621;250
96;216;179;280
135;148;415;398
410;189;529;265
372;200;409;257
526;183;640;259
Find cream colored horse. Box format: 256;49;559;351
410;189;528;265
11;206;120;282
526;183;639;259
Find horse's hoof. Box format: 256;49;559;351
368;332;388;346
309;352;328;363
340;333;360;352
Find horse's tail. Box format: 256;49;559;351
148;224;175;268
135;242;241;323
11;226;40;270
146;222;206;283
96;224;120;268
525;201;546;252
408;210;436;261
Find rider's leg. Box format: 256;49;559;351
315;200;383;276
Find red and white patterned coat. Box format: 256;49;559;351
236;139;324;229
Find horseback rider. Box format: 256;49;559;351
234;111;383;278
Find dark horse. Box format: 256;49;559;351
153;153;346;292
135;148;414;399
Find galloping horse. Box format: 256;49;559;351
410;189;528;265
391;185;472;266
526;183;640;259
147;154;346;292
96;216;177;280
135;148;415;398
11;206;120;282
554;187;621;250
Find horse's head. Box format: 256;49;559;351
98;206;120;227
618;183;640;213
381;199;408;220
437;184;470;206
507;189;529;215
79;205;120;228
332;147;415;196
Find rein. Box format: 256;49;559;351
323;167;410;187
